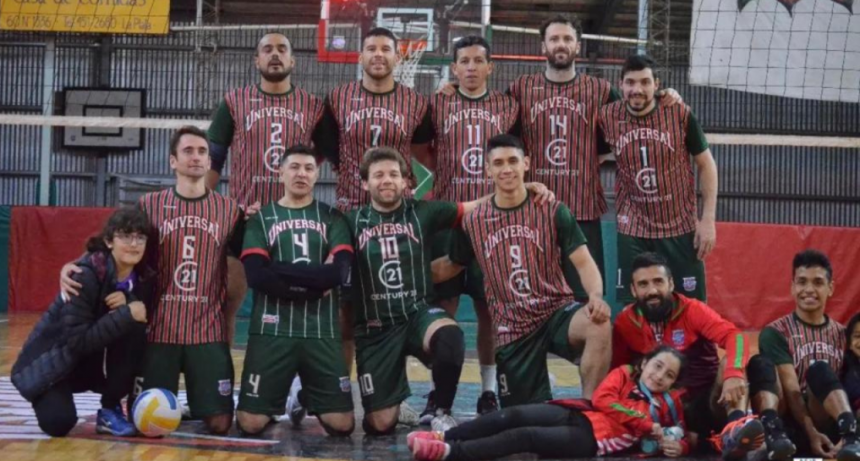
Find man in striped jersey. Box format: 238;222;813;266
749;250;859;461
206;33;327;344
436;134;613;408
598;54;717;304
316;26;433;211
63;126;244;434
331;146;553;435
236;145;355;437
416;35;521;416
611;252;767;458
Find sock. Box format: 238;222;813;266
727;409;746;423
443;443;451;460
480;365;496;393
837;411;858;437
760;409;780;433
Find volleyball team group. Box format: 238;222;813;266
9;14;860;461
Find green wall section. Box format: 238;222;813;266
0;206;10;313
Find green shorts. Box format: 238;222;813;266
138;342;235;419
237;335;353;416
495;303;583;408
616;232;706;304
431;229;486;302
355;307;453;412
562;220;605;301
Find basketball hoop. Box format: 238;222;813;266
394;38;428;88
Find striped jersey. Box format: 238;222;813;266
208;84;325;208
138;188;242;344
759;313;846;392
598;101;709;238
240;200;349;339
450;195;586;346
321;82;431;210
332;199;463;334
428;90;520;201
508;73;616;220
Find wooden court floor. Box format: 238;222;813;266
0;313;601;461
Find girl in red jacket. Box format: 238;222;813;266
409;345;690;460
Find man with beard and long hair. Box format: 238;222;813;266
206;33;328;424
611;252;765;460
598;54;717;305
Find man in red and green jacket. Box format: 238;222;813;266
611;252;769;459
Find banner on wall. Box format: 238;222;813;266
0;0;170;35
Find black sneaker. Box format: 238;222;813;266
837;436;860;461
762;415;795;461
419;391;437;426
476;391;498;415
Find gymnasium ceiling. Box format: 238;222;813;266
171;0;692;44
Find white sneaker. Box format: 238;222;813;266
286;377;306;427
398;400;420;427
430;410;458;433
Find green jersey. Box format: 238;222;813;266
333;199;464;334
241;200;350;339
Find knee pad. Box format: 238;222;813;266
430;325;465;367
320;418;355;437
362;417;396;436
747;354;778;396
807;360;843;402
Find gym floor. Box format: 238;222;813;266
1;313;627;461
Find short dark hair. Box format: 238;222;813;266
86;206;152;253
170;125;208;158
631;252;673;278
539;15;582;41
362;27;398;50
359;147;408;180
486;134;525;160
792;249;833;281
279;144;318;167
255;32;291;56
621;54;658;79
453;35;492;61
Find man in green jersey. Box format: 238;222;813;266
237;145;355;437
332;147;552;435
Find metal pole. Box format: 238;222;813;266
38;38;55;206
638;0;649;54
481;0;492;41
95;37;112;207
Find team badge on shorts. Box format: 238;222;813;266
671;329;685;346
682;277;697;292
218;379;232;396
427;308;445;315
339;377;351;393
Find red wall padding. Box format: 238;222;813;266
10;207;113;312
706;222;860;329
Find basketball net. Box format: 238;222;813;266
394;39;428;88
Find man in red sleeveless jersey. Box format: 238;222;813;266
205;33;328;346
415;35;521;417
434;134;612;407
611;252;771;459
598;54;718;305
749;250;859;461
61;127;244;434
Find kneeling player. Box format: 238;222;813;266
748;250;859;461
236;145;354;436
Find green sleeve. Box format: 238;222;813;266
448;227;475;266
608;87;623;103
685;110;709;155
241;212;269;257
758;326;793;366
422;200;462;233
207;99;234;147
328;211;354;250
555;203;587;258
